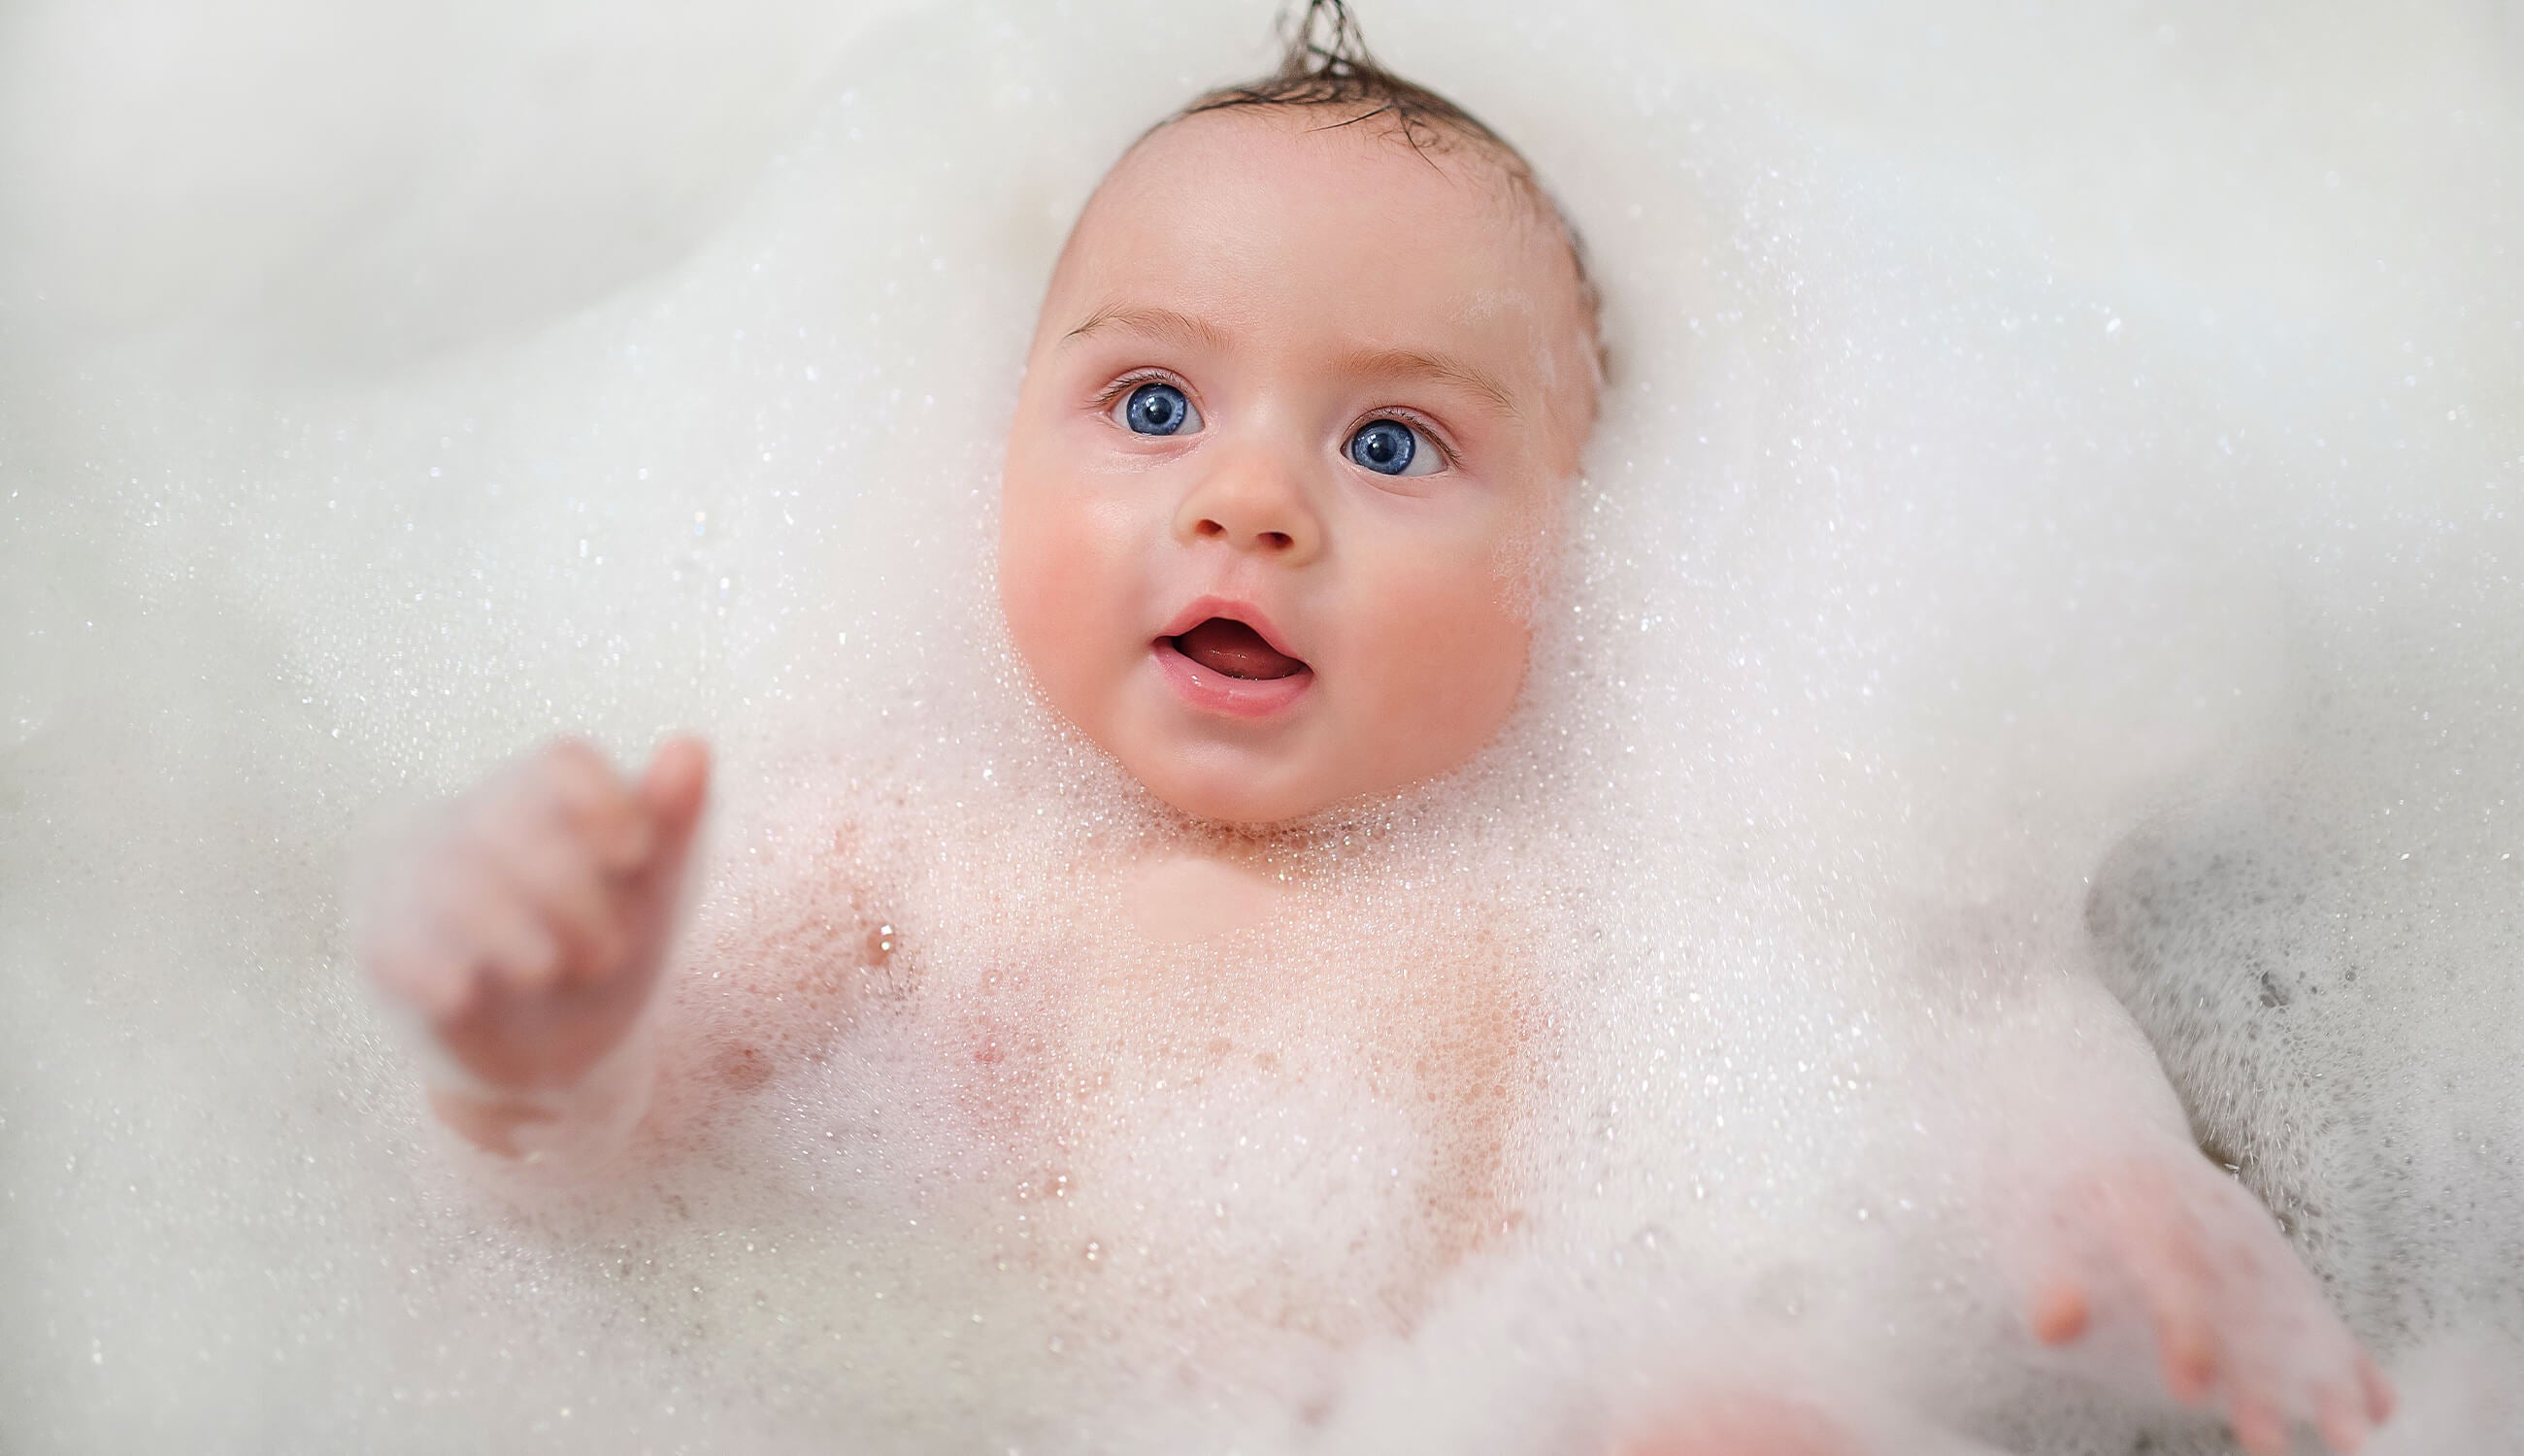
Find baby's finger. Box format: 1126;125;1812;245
2030;1277;2091;1345
2227;1389;2288;1456
373;857;496;1019
2315;1382;2369;1453
636;735;712;849
533;739;653;872
485;903;563;994
483;824;627;981
2117;1212;2220;1403
2155;1313;2218;1407
416;907;496;1021
2090;1181;2220;1401
2355;1351;2396;1425
367;926;476;1022
441;859;562;994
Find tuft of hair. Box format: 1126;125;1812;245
1169;0;1606;377
1181;0;1513;161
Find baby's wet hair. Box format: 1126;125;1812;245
1159;0;1607;382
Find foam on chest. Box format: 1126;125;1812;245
872;836;1530;1335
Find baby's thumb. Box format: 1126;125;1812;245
636;734;712;849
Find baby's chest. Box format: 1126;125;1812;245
931;918;1502;1135
687;834;1536;1341
917;927;1510;1341
882;854;1516;1162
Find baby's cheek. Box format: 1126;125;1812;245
1480;505;1560;625
1355;549;1534;753
1001;494;1127;698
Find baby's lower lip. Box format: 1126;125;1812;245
1152;639;1314;719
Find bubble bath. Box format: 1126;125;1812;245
2;2;2518;1452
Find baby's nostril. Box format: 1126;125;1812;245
1262;531;1292;549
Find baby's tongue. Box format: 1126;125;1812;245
1175;617;1305;679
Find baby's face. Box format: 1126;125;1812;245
999;108;1598;825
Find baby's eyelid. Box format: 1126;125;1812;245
1359;411;1459;474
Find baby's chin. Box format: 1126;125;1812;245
1123;742;1469;840
1130;753;1340;831
1112;735;1398;833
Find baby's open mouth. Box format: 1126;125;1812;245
1164;617;1309;680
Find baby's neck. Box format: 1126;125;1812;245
1124;850;1288;943
1146;790;1424;875
1120;812;1379;943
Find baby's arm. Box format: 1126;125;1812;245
1982;965;2393;1453
358;736;709;1176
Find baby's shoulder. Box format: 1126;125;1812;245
671;747;918;1009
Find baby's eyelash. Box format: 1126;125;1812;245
1093;369;1185;411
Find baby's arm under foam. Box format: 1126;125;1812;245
1994;951;2193;1141
1943;911;2392;1454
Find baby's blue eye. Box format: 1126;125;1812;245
1118;381;1199;437
1346;418;1437;477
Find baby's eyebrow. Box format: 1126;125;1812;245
1060;304;1235;353
1336;346;1521;421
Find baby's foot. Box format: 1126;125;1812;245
2023;1147;2394;1453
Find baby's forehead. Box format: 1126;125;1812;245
1075;109;1593;345
1102;105;1553;245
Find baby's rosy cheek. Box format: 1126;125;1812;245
1003;521;1104;640
1395;570;1533;692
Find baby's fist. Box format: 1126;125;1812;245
360;736;710;1094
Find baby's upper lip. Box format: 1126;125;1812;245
1156;595;1305;662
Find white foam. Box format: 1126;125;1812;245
3;1;2518;1451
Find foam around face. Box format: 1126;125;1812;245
2;2;2518;1453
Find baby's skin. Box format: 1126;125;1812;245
362;737;709;1154
359;101;2390;1455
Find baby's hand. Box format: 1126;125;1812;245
2023;1147;2394;1454
360;737;710;1098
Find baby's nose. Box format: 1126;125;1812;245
1175;457;1322;562
1188;513;1298;552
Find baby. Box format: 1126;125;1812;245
358;4;2394;1451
